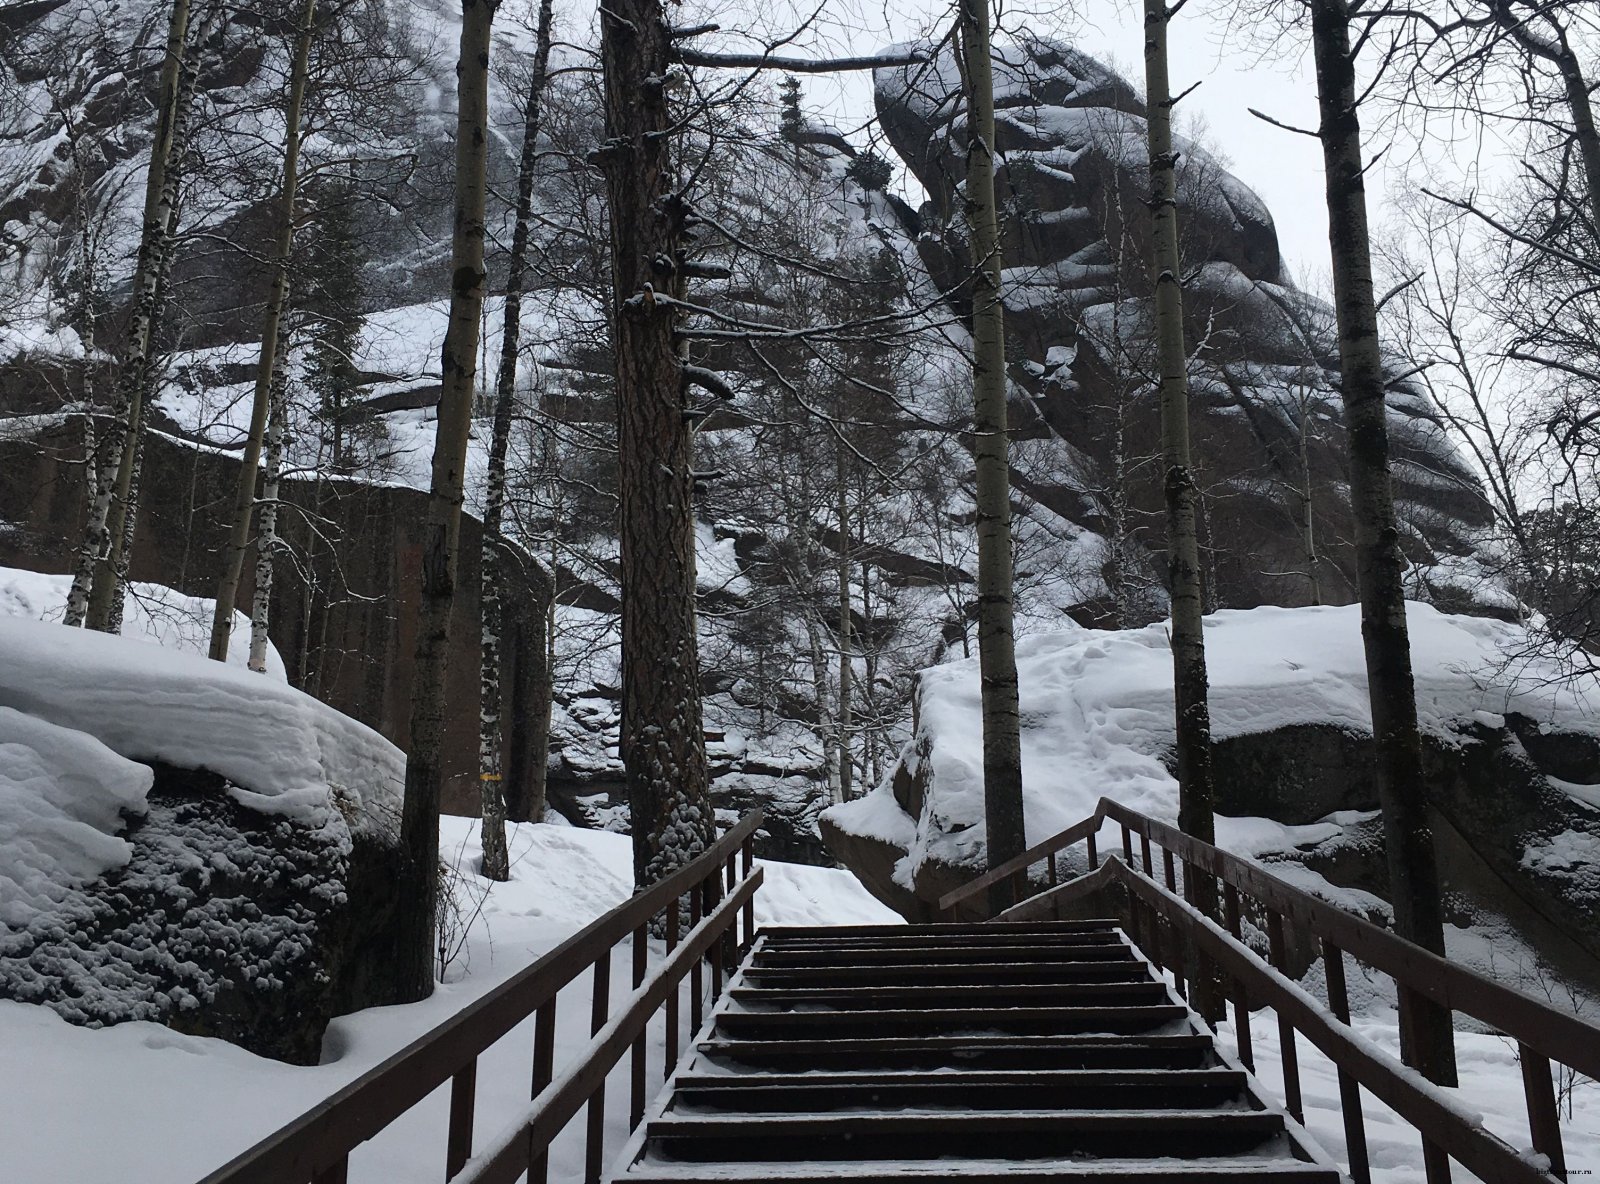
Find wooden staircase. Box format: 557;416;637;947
615;919;1339;1184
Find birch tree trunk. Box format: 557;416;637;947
209;0;317;661
957;0;1027;906
836;454;853;803
249;355;289;673
478;0;555;882
65;0;191;629
395;0;500;1001
1311;0;1456;1086
600;0;715;889
1142;0;1216;848
1143;0;1224;1020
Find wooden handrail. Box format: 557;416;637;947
948;796;1598;1184
1093;798;1600;1083
197;811;764;1184
459;871;762;1184
1112;858;1561;1184
936;809;1105;914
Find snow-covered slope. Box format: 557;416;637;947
0;564;287;679
0;817;897;1184
0;615;402;838
829;601;1600;878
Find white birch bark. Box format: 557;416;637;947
249;354;289;673
210;0;317;661
65;0;191;628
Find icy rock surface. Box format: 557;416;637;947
874;36;1499;616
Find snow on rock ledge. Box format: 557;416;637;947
823;602;1600;942
0;707;153;929
1;563;289;679
0;616;402;841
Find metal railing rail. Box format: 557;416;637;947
940;797;1598;1184
197;810;765;1184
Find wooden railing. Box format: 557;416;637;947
197;811;764;1184
943;797;1599;1184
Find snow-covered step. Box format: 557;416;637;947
668;1068;1253;1112
641;1110;1292;1162
741;959;1153;987
714;1003;1190;1039
751;943;1137;966
692;1033;1219;1072
726;980;1171;1009
622;1159;1340;1184
758;919;1123;940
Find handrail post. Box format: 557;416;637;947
741;833;756;951
1121;822;1133;863
585;951;612;1184
1223;883;1252;1071
529;999;556;1184
1266;911;1303;1123
1086;830;1098;870
1323;940;1371;1184
665;901;681;1078
445;1058;477;1179
689;879;704;1033
1520;1042;1566;1181
631;920;649;1127
1140;832;1153;876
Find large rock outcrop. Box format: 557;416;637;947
0;616;410;1063
874;38;1501;618
822;603;1600;992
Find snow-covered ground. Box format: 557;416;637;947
0;564;286;678
829;601;1600;885
0;818;898;1184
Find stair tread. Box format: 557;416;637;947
625;1161;1338;1182
673;1069;1245;1087
650;1111;1278;1129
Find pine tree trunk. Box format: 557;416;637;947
1310;0;1456;1086
210;0;316;662
249;355;289;673
599;0;715;889
957;0;1027;908
395;0;500;1002
478;0;554;882
65;0;191;630
1143;0;1224;1021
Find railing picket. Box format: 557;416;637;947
631;921;649;1128
1520;1042;1566;1181
706;873;724;1000
689;880;704;1033
665;900;680;1078
1140;832;1153;875
1266;911;1303;1122
529;1000;556;1184
1423;1138;1453;1184
585;952;611;1184
1162;848;1177;893
741;836;755;950
1121;822;1133;862
1086;830;1098;870
1223;884;1253;1070
312;1157;348;1184
1323;940;1371;1184
1048;852;1058;886
445;1058;477;1179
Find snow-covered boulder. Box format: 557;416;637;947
0;616;408;1061
822;603;1600;985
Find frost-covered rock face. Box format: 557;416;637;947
822;603;1600;990
874;37;1500;616
0;617;409;1062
